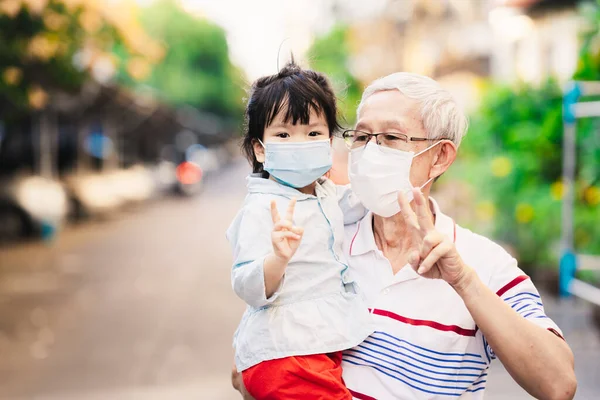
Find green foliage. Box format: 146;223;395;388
0;1;87;114
455;82;600;270
574;0;600;80
307;25;362;127
450;1;600;271
0;0;154;119
119;0;245;121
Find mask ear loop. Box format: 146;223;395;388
416;139;448;187
413;138;445;158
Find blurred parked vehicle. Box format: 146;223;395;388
64;165;156;219
0;174;69;242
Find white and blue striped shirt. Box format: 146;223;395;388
341;199;563;400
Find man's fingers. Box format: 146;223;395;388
408;250;420;269
270;200;280;224
398;191;417;224
419;232;443;260
285;198;297;222
413;188;435;231
417;241;453;275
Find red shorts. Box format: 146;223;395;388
242;352;351;400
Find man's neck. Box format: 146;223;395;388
372;196;436;272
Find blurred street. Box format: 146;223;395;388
1;159;599;400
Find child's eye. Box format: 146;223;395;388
276;132;290;138
308;131;323;137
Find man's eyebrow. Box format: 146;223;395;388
356;119;408;132
380;119;408;132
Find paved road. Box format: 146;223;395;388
0;159;598;399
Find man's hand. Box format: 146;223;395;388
397;188;471;288
270;198;304;262
231;363;255;400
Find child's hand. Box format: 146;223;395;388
270;198;304;262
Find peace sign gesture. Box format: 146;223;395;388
270;198;304;262
397;188;468;287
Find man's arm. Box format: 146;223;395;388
398;189;577;400
454;270;576;400
231;364;256;400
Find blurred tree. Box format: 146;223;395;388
307;25;362;126
117;0;245;122
574;0;600;81
0;0;161;118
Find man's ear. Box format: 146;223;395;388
430;141;457;179
253;139;265;164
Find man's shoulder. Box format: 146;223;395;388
454;223;516;272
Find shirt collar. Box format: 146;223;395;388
349;197;456;257
246;173;317;200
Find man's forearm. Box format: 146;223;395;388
453;268;576;400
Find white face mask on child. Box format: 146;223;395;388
260;139;332;188
348;141;442;217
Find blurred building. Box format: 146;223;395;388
321;0;581;109
490;0;580;84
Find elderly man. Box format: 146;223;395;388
233;72;577;400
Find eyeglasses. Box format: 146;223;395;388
340;129;450;151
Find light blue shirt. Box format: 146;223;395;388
227;174;374;371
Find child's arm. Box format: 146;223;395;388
228;198;303;308
336;184;368;225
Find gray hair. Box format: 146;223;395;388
357;72;469;147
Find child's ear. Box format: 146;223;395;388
253;139;265;163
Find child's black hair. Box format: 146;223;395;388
242;61;342;173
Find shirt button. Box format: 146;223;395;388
382;288;390;295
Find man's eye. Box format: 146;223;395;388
308;131;323;137
276;133;290;138
384;134;402;141
355;135;368;142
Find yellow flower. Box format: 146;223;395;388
515;203;535;224
79;10;103;34
550;181;564;201
28;87;48;110
584;186;600;206
0;0;22;18
23;0;48;15
27;35;59;61
60;0;84;11
43;11;69;31
491;156;512;178
3;67;23;85
476;201;496;222
127;58;151;81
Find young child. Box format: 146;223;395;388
226;62;373;399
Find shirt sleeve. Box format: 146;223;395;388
226;203;284;309
336;184;368;225
482;257;564;361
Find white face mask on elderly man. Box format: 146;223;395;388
348;141;443;217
